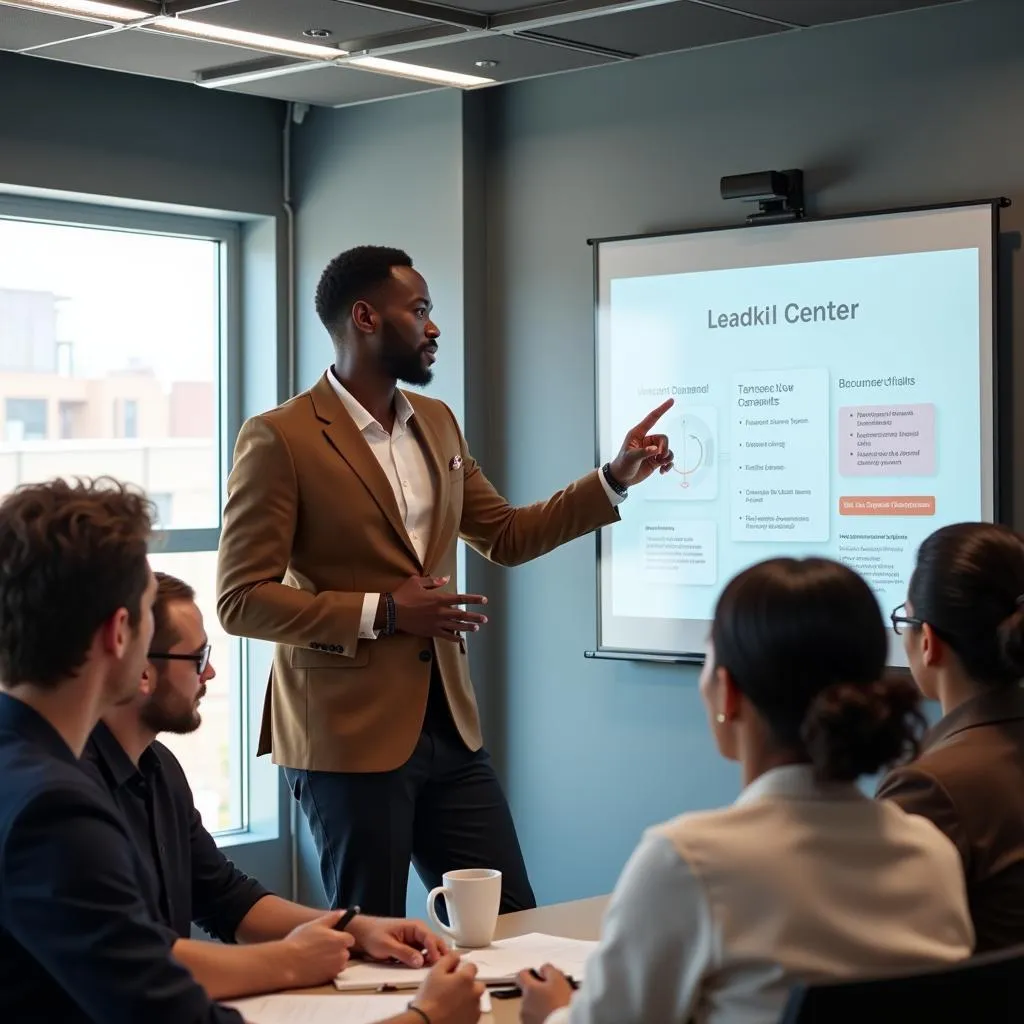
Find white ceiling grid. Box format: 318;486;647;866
0;0;967;108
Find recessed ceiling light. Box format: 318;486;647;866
303;28;333;38
474;60;499;68
151;16;345;60
348;56;494;88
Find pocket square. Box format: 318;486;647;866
449;455;463;471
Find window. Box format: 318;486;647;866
149;549;242;834
58;399;86;440
149;491;175;530
123;398;138;439
0;202;243;835
5;397;47;441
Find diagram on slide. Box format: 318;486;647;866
646;407;718;500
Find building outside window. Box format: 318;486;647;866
5;397;47;441
0;208;243;835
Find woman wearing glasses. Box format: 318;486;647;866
520;557;972;1024
879;522;1024;952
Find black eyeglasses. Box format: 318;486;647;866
890;603;924;636
149;644;211;675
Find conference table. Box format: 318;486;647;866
295;895;609;1022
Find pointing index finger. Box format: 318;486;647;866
632;397;674;434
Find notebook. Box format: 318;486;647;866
226;991;492;1022
333;932;597;992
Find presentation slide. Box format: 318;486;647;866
595;204;997;666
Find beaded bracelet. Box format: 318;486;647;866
406;1004;431;1024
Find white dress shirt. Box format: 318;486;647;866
326;370;623;639
547;764;973;1024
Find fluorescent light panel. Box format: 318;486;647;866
150;16;346;60
4;1;495;91
195;61;331;89
347;57;494;88
2;0;150;20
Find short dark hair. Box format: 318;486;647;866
908;522;1024;686
712;557;924;783
0;477;154;689
315;245;413;335
151;572;196;654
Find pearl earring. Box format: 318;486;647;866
716;713;726;724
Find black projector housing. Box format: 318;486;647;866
720;169;805;224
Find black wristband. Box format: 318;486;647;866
407;1004;431;1024
602;462;628;497
383;593;397;636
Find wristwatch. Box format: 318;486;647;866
602;462;628;497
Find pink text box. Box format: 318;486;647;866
839;403;936;477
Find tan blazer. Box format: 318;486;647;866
216;373;618;773
877;685;1024;953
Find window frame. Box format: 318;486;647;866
0;194;251;839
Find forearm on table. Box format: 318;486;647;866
235;895;324;944
172;937;295;1001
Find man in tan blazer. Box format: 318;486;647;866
216;245;673;916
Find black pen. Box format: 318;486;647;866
334;905;360;932
490;971;580;999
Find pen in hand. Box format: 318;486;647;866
490;968;580;999
334;905;360;932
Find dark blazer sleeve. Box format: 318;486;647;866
1;781;242;1024
877;765;971;870
187;798;272;942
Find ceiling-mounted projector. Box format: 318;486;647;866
720;169;804;224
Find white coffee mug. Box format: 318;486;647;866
426;868;502;948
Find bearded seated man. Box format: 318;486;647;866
81;571;446;1001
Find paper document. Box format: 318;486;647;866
227;991;491;1022
225;993;410;1023
334;932;597;992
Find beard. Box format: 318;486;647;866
139;680;204;735
378;320;434;387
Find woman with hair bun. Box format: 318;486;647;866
520;557;972;1024
878;521;1024;952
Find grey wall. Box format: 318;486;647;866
479;0;1024;904
293;89;471;411
291;0;1024;909
0;51;283;215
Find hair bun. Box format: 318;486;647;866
801;676;924;783
996;605;1024;679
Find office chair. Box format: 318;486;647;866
778;945;1024;1024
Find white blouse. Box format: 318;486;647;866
547;765;973;1024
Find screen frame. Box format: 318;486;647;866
589;198;1007;665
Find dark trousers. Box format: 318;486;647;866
284;671;536;918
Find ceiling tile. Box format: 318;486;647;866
407;0;568;11
714;0;962;28
549;0;782;58
36;27;262;81
0;6;112;51
180;0;433;47
388;32;615;82
227;63;438;106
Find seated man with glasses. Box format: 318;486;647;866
81;572;454;1001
